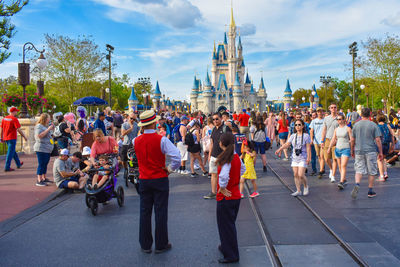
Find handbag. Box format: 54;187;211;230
50;141;59;157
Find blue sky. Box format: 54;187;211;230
1;0;400;101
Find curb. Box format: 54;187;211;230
0;187;70;237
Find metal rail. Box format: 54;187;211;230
265;162;370;267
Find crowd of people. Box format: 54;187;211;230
2;104;400;263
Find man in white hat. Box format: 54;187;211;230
133;110;181;254
53;149;86;189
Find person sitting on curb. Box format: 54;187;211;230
53;149;86;190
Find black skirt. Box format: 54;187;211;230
188;143;201;153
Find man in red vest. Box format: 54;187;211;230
133;110;181;254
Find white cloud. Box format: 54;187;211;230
382;11;400;27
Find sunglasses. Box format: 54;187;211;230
337;118;342;121
213;118;220;121
295;124;303;126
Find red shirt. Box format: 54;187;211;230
238;113;250;127
134;132;168;179
277;119;289;133
217;154;241;201
1;115;21;141
90;136;118;158
233;113;238;121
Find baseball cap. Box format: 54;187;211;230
60;149;69;156
98;112;105;117
181;116;189;121
82;146;91;156
9;107;20;113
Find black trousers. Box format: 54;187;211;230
217;198;241;261
139;177;169;250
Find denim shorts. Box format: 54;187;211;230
254;142;266;154
335;148;351;158
59;175;79;189
278;132;288;140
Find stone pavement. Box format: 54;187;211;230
0;154;58;222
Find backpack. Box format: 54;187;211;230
173;124;184;144
184;130;195;146
53;125;62;137
379;124;392;144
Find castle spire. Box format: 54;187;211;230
238;35;242;50
224;32;228;44
230;2;236;28
213;40;216;53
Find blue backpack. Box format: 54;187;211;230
173;124;184;144
378;124;392;144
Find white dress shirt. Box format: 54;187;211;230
218;154;246;188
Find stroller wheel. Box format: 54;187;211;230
85;194;90;208
124;168;129;188
117;186;124;207
89;197;98;216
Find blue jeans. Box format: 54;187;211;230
311;144;317;172
5;139;21;170
36;152;51;175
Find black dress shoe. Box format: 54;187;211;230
218;258;239;264
141;248;152;254
155;243;172;254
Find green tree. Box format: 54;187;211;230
360;34;400;109
317;85;336;109
43;34;107;106
133;80;153;104
292;88;312;105
341;96;353;111
0;0;28;63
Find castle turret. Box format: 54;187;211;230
283;79;293;111
249;81;257;108
128;86;138;112
153;81;162;110
190;76;199;111
233;72;242;112
202;71;213;115
257;77;267;112
311;84;319;109
211;41;217;88
228;6;237;88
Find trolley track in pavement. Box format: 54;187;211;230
244;162;370;267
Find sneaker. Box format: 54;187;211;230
249;192;260;198
351;185;359;199
291;191;302;197
282;158;289;161
311;171;316;176
337;182;344;190
330;176;336;183
342;180;348;186
35;180;47;187
240;193;244;199
208;174;212;179
190;172;197;178
43;178;54;183
368;191;377;198
318;170;325;179
202;171;208;176
203;192;216;199
303;186;309;196
87;184;92;190
93;184;98;190
384;175;389;181
4;168;15;172
263;166;267;172
17;162;24;169
181;170;190;175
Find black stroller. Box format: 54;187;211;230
124;148;140;194
85;154;124;216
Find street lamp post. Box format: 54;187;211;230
310;90;316;109
106;44;114;107
349;42;358;109
360;84;368;108
18;42;47;118
320;75;332;110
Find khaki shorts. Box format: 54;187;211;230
209;156;218;174
354;152;378;176
177;141;188;161
314;143;323;157
323;138;336;160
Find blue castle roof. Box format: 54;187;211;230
154;81;161;95
312;84;319;98
192;76;199;90
238;36;242;49
224;32;227;44
204;71;211;87
234;72;241;87
260;77;266;90
216;44;227;60
129;87;137;101
250;82;255;94
284;79;292;97
245;72;251;84
217;74;228;91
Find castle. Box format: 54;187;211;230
190;8;267;115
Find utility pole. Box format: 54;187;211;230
106;44;114;107
349;42;358;110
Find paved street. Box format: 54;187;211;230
1;150;400;266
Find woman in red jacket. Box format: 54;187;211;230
216;132;246;264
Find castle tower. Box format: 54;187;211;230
211;41;217;88
257;77;267;112
244;71;251;96
311;84;319;109
153;81;162;111
283;79;293;111
249;81;257;108
228;6;237;88
203;71;213;115
190;76;199;111
128;86;138;112
233;72;242;112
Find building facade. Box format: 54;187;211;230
190;8;267;115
